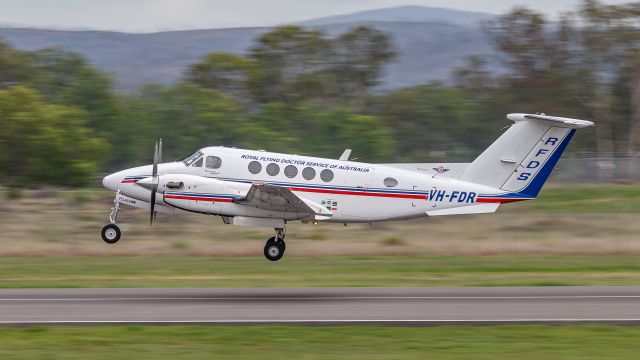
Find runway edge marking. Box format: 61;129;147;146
2;319;640;326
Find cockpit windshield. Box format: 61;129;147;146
183;150;203;166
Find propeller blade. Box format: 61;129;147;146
150;139;160;225
150;186;156;225
152;141;159;177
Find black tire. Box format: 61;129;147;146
264;238;284;261
101;224;121;244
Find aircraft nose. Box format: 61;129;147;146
102;172;121;191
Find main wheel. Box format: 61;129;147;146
264;238;284;261
101;224;121;244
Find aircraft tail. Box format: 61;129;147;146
460;113;593;199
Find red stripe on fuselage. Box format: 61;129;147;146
287;187;428;200
477;197;529;203
120;180;138;183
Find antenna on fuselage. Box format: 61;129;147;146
339;149;352;161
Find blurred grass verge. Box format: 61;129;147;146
511;185;640;213
0;325;638;359
1;185;640;258
1;256;639;288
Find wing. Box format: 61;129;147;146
234;183;333;218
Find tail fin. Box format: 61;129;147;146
461;113;593;198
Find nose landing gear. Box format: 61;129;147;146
264;228;286;261
101;190;122;244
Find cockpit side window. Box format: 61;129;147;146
192;157;203;167
206;156;222;169
183;150;203;166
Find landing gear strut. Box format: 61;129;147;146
264;227;286;261
101;191;122;244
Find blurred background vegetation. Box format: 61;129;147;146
1;0;640;187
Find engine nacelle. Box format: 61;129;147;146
159;174;248;213
158;174;305;220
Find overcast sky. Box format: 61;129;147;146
0;0;632;32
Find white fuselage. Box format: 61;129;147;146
103;147;505;223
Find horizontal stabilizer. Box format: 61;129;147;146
507;113;594;128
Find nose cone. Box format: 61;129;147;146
102;172;121;191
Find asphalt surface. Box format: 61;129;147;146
1;287;640;325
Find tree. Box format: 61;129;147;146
249;26;332;104
454;7;598;156
31;49;120;130
0;40;36;88
28;49;128;169
376;84;500;162
330;26;395;109
186;52;257;103
188;25;395;112
118;83;249;162
486;8;589;115
579;0;640;157
242;102;394;161
289;104;394;161
0;86;107;186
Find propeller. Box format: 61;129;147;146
149;138;162;225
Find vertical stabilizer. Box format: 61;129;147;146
461;113;593;198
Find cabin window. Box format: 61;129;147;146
192;157;203;167
284;165;298;178
266;163;280;176
206;156;222;169
320;169;334;182
302;167;316;180
183;150;203;166
248;161;262;174
384;177;398;187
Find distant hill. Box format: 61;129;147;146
0;6;496;92
298;5;495;27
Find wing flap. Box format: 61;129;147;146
235;183;333;217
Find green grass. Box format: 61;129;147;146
1;255;640;288
515;185;640;213
0;325;639;359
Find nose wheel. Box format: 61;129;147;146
101;224;121;244
264;228;286;261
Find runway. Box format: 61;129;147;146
1;287;640;325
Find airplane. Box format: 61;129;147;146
101;113;593;261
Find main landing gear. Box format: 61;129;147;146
101;191;122;244
264;228;286;261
